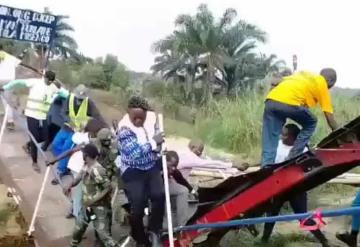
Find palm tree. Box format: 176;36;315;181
34;8;79;68
152;4;285;102
151;33;200;104
173;4;238;102
221;20;267;94
49;15;78;59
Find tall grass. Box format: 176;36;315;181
194;91;360;162
105;86;360;162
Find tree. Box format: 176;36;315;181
111;63;130;90
49;59;75;86
173;4;237;102
0;40;30;56
221;20;267;94
78;63;106;89
151;46;199;104
103;54;119;89
49;15;78;59
152;4;281;102
232;53;285;92
32;8;79;68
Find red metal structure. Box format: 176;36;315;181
166;116;360;247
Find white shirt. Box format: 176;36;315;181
67;132;90;173
67;151;84;173
275;141;308;163
0;52;21;82
117;111;158;173
117;111;157;147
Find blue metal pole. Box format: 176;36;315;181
175;207;360;232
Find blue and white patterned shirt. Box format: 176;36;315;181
117;127;157;172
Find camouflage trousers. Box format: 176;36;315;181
70;206;118;247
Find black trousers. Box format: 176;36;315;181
26;117;47;164
42;123;61;151
122;167;165;244
263;192;327;244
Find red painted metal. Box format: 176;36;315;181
168;144;360;247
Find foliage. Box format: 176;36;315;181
78;63;106;88
0;40;29;57
111;64;130;90
49;60;76;86
194;91;360;161
34;8;79;61
103;54;118;85
152;4;285;104
49;54;130;90
103;54;129;90
49;15;79;59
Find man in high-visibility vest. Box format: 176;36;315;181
50;84;105;185
63;84;105;130
0;71;69;172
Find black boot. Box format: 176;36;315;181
148;232;162;247
310;229;330;247
336;232;357;247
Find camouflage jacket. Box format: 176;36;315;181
81;162;112;207
97;145;118;180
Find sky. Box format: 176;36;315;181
2;0;360;88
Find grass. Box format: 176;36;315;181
102;87;360;163
219;229;316;247
193;90;360;162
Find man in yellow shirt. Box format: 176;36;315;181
261;68;338;166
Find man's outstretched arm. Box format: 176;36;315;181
324;112;338;131
47;145;82;166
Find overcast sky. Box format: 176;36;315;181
3;0;360;88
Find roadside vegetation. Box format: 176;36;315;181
1;3;360;246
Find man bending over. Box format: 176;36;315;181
262;69;338;166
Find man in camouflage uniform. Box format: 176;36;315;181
64;143;119;247
94;128;128;244
95;128;119;181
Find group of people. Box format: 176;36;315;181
1;50;360;247
0;61;241;246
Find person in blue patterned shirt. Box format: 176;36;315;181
117;96;165;247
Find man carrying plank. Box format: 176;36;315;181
261;69;338;166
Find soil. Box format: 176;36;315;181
0;183;34;247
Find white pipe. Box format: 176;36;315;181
158;114;175;247
0;103;9;143
27;166;51;236
111;186;118;208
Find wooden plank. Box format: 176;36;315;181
191;167;360;185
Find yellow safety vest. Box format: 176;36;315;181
69;94;89;131
25;81;58;120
